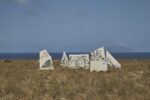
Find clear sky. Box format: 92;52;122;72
0;0;150;53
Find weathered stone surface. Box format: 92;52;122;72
90;47;121;72
68;54;89;69
90;47;108;72
106;50;121;68
90;60;107;72
39;49;54;70
90;47;106;61
61;51;68;67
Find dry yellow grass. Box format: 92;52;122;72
0;59;150;100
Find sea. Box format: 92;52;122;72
0;52;150;60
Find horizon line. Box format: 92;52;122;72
0;51;150;53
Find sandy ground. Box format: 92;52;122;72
0;59;150;100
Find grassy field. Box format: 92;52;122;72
0;59;150;100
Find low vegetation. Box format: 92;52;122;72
0;59;150;100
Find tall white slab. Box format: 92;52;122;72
106;51;121;68
90;47;108;72
39;49;54;70
61;51;68;67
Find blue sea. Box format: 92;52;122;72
0;52;150;59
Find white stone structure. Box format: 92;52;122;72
61;51;69;67
39;49;54;70
68;54;90;69
90;47;121;72
106;50;121;68
90;47;108;72
90;47;106;61
90;60;108;72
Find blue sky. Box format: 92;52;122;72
0;0;150;53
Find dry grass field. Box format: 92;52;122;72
0;59;150;100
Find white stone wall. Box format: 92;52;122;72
68;54;89;69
